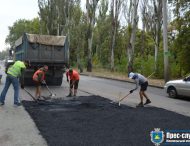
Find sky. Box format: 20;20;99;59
0;0;39;52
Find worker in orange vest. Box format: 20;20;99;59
66;68;80;97
32;65;48;100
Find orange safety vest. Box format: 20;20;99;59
32;69;45;82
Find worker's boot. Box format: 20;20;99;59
144;99;151;105
36;96;44;101
73;89;77;96
0;101;4;106
136;102;144;107
67;89;73;97
67;93;72;97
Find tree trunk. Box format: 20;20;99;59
110;0;115;71
153;0;162;73
86;0;99;72
155;18;159;72
87;28;93;72
127;0;139;73
162;0;169;82
110;0;121;71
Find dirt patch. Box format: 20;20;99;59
22;96;190;146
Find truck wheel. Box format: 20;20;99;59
54;77;63;86
24;78;34;86
48;77;62;86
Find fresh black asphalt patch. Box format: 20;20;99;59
22;96;190;146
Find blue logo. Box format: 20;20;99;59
150;128;164;146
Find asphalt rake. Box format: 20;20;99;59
44;82;56;97
23;88;49;105
110;92;131;107
23;88;38;103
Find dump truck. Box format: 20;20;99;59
14;33;69;86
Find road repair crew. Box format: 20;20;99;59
128;72;151;107
66;68;80;97
32;65;48;100
0;60;30;106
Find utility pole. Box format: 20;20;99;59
162;0;169;82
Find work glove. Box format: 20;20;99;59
41;80;46;85
129;90;134;94
21;84;24;89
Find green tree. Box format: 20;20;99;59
174;24;190;75
5;18;40;47
169;0;190;76
0;50;9;60
93;0;110;67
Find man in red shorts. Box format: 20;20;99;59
66;68;80;97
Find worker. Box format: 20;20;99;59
66;68;80;97
128;72;151;107
32;65;48;100
0;60;30;106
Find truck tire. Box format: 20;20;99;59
24;78;34;86
52;77;63;86
22;70;35;86
45;76;62;86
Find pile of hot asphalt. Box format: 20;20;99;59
22;95;190;146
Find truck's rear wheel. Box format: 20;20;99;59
52;77;63;86
23;78;35;86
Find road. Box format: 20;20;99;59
77;75;190;117
21;75;190;146
1;63;190;146
20;74;190;117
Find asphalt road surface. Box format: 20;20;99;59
78;75;190;117
20;75;190;146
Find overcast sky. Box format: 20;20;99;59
0;0;39;51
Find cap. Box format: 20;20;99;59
43;65;48;71
69;68;73;73
129;72;135;79
24;60;31;67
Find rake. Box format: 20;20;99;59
111;92;131;106
44;82;56;97
23;88;38;103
